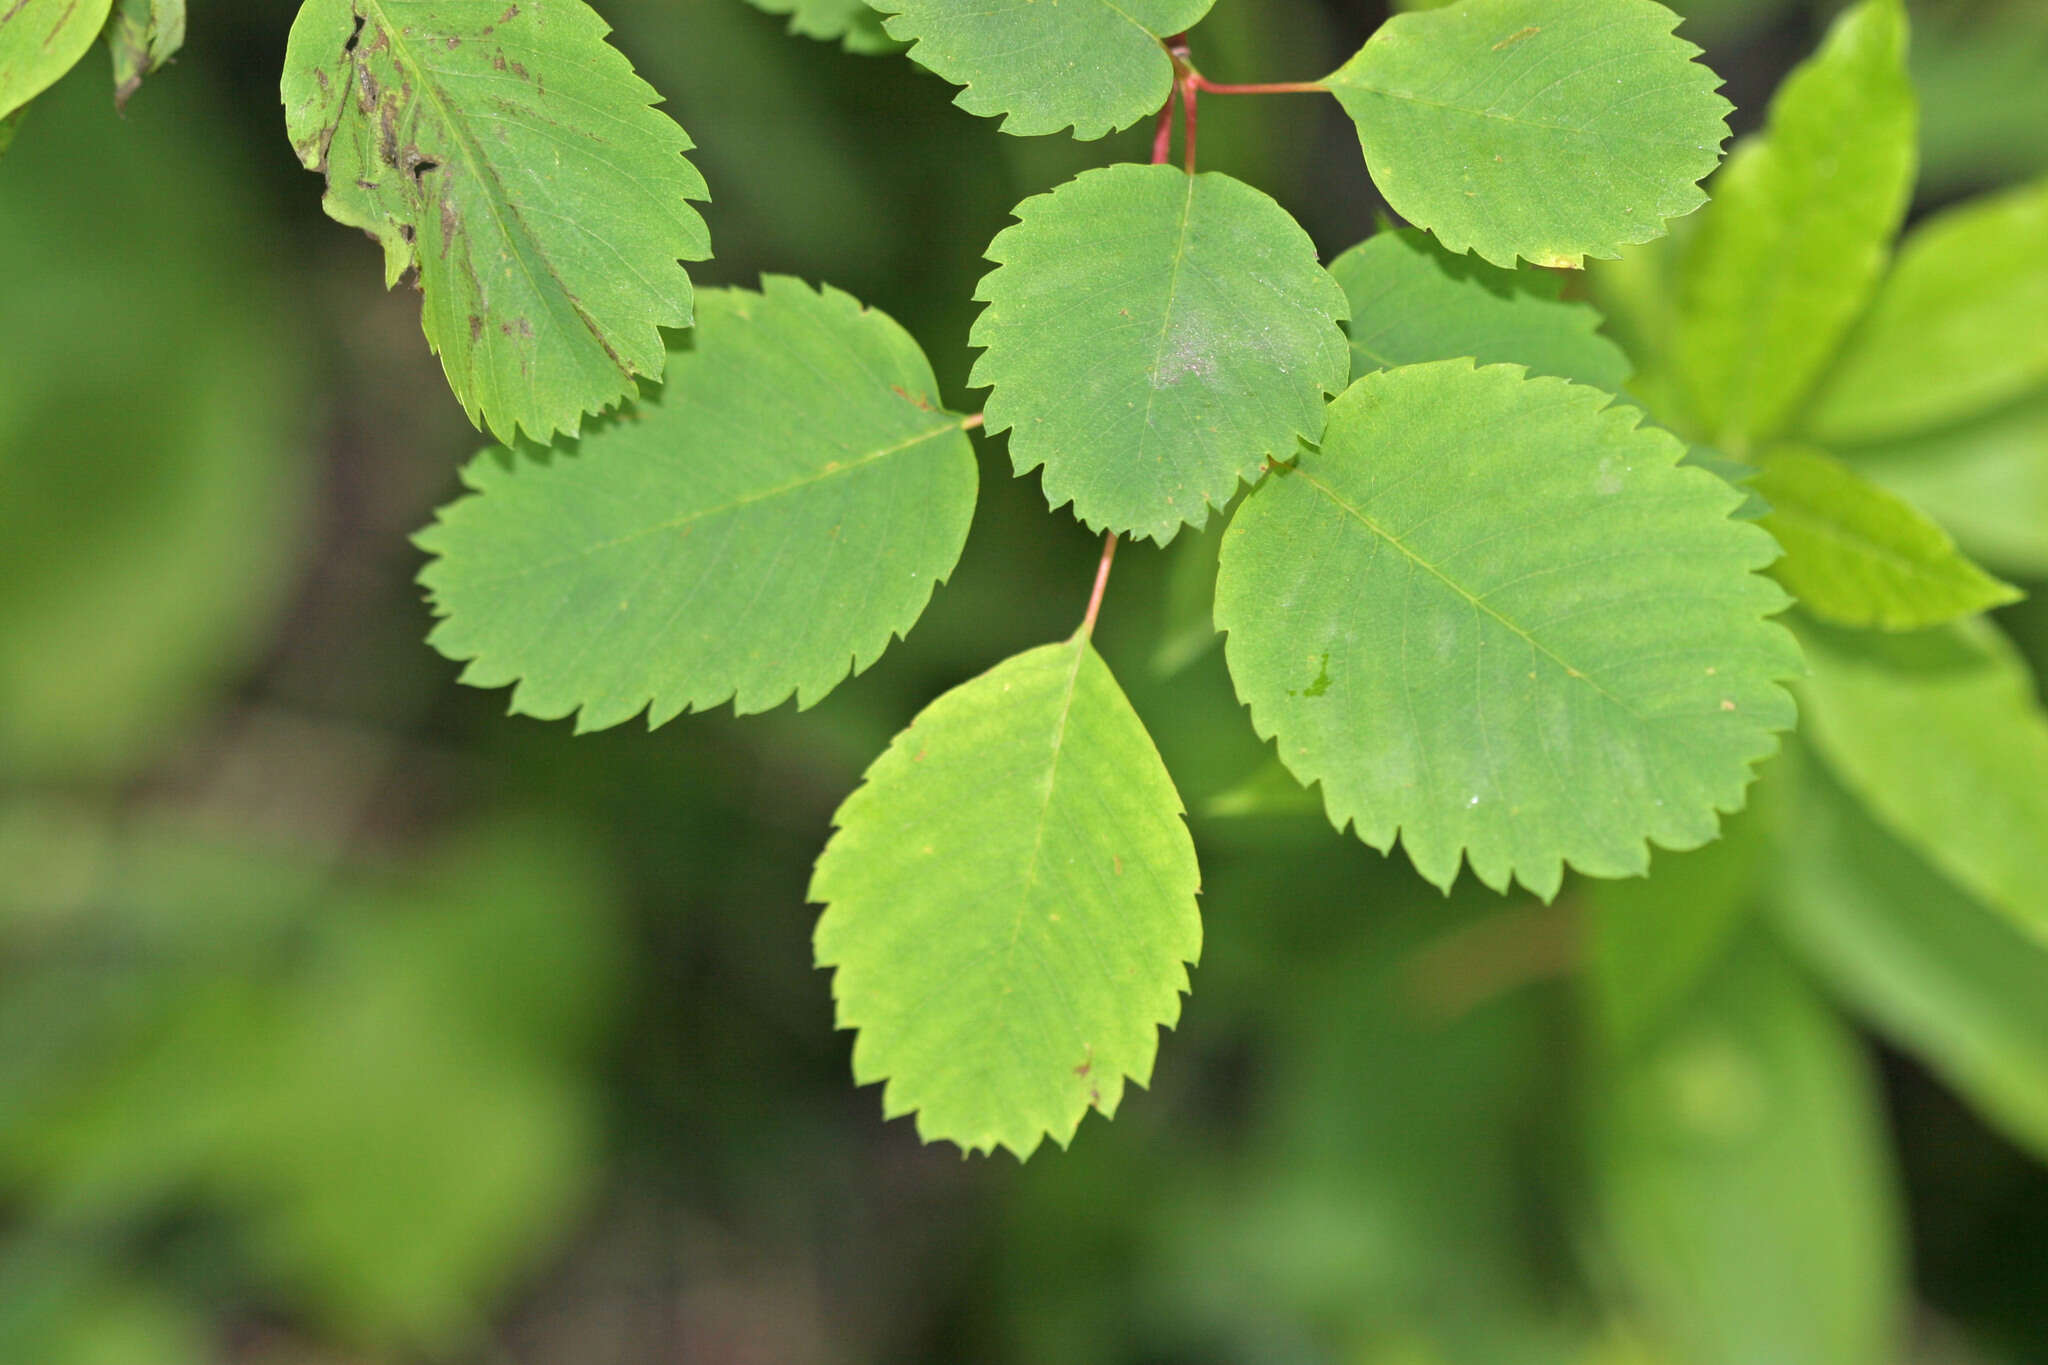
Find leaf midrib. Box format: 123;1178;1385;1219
440;419;962;588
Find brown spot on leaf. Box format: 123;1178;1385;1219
1492;25;1540;50
469;313;483;342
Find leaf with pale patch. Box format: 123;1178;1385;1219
1326;0;1730;268
870;0;1213;138
1214;360;1799;899
416;278;976;730
971;164;1349;543
811;638;1203;1159
281;0;711;444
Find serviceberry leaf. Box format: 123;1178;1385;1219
281;0;712;445
107;0;186;108
1214;360;1799;900
1803;178;2048;444
971;164;1350;543
870;0;1214;139
1327;0;1730;269
416;278;977;730
1796;619;2048;948
0;0;114;122
744;0;897;55
811;638;1203;1160
1752;445;2020;631
1671;0;1915;448
1333;226;1632;390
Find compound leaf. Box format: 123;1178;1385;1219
1671;0;1915;449
1752;445;2019;631
0;0;114;121
744;0;896;55
1775;760;2048;1166
416;278;977;730
971;164;1349;543
1326;0;1730;269
1804;179;2048;444
1797;619;2048;948
281;0;711;445
870;0;1213;139
107;0;185;107
812;638;1203;1159
1214;360;1799;899
1333;226;1632;390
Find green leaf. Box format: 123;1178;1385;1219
1796;618;2048;947
971;163;1350;543
811;638;1203;1159
106;0;185;108
1774;758;2048;1166
869;0;1213;139
1586;797;1771;1053
281;0;712;445
1846;389;2048;578
1592;927;1903;1365
416;278;976;731
1325;0;1731;269
0;0;114;121
1213;361;1799;899
1804;179;2048;445
1332;226;1632;390
1670;0;1915;449
1751;445;2020;630
744;0;897;55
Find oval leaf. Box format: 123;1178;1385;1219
281;0;712;445
971;163;1350;543
1752;445;2020;631
1215;360;1800;899
1332;226;1632;390
0;0;114;121
416;277;977;730
871;0;1214;139
811;639;1204;1159
1326;0;1730;269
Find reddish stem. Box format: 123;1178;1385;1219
1188;76;1326;96
1180;70;1199;172
1151;88;1177;165
1078;532;1119;640
961;411;985;431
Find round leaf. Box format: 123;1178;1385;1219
971;164;1350;543
416;278;977;730
812;639;1203;1159
872;0;1214;139
0;0;113;122
1326;0;1731;268
1215;360;1799;899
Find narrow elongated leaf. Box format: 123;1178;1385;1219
1752;445;2019;631
1593;928;1903;1365
1804;179;2048;444
417;278;977;730
281;0;712;445
1672;0;1915;449
811;639;1203;1159
1326;0;1730;269
1847;389;2048;577
870;0;1212;139
971;164;1349;543
1332;227;1631;390
1214;361;1799;899
0;0;114;121
107;0;185;107
1775;760;2048;1165
744;0;895;55
1797;619;2048;947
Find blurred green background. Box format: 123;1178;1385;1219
3;0;2047;1361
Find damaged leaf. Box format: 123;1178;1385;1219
106;0;186;109
280;0;711;444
